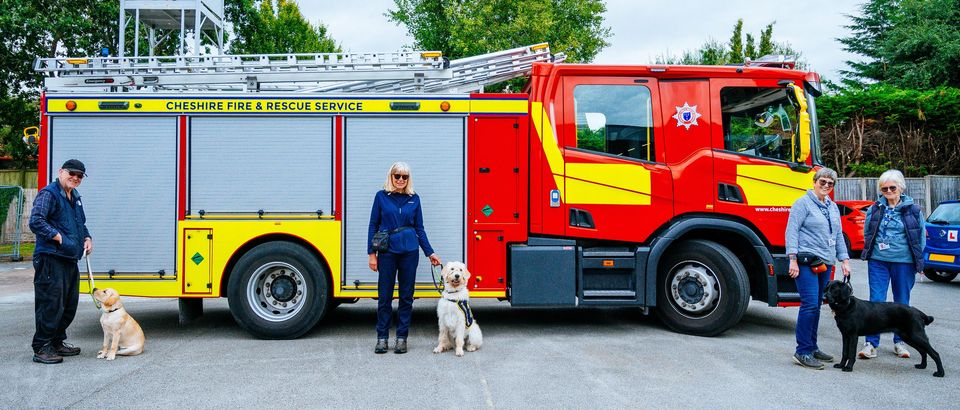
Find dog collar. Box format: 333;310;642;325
107;307;122;313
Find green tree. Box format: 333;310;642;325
226;0;340;54
729;19;744;63
838;0;900;87
840;0;960;89
657;20;801;66
387;0;611;63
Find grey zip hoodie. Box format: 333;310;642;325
785;189;850;264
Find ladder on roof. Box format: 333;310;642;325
35;43;563;93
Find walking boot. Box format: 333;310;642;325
374;339;388;354
33;345;64;364
394;338;407;354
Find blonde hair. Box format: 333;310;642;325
383;161;414;195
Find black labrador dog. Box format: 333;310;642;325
824;279;944;377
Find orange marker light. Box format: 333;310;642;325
440;101;451;112
603;260;614;267
65;101;77;111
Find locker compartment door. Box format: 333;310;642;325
49;116;177;274
471;117;520;224
343;117;466;285
182;228;213;294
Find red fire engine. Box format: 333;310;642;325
34;43;822;339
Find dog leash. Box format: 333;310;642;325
85;253;101;310
430;263;444;295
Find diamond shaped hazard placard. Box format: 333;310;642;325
191;252;205;265
481;205;494;217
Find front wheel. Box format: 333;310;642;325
923;268;958;283
655;239;750;336
227;241;331;339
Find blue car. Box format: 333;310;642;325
924;200;960;283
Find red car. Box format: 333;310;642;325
837;200;873;255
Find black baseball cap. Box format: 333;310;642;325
61;159;87;176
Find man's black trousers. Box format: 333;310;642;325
32;253;80;352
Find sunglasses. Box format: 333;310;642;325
393;174;409;181
880;186;898;193
817;179;834;188
66;170;85;179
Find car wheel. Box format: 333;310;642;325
923;269;958;283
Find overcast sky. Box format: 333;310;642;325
301;0;864;82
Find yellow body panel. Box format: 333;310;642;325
737;164;814;206
82;219;342;298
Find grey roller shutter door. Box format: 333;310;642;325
49;116;177;274
344;117;465;284
190;117;333;213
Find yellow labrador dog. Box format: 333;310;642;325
92;288;145;360
433;262;482;356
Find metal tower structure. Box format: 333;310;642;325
119;0;225;57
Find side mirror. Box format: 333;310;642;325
22;126;39;145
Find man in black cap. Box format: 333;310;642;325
28;159;93;364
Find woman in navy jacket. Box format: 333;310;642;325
368;162;441;354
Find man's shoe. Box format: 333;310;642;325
54;342;81;357
812;350;834;363
792;353;824;370
33;345;64;364
858;342;877;359
394;338;407;354
374;339;388;354
894;342;911;358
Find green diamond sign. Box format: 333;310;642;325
481;205;494;217
191;252;205;265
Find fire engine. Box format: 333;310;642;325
34;39;823;339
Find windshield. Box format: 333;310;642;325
806;92;823;165
928;203;960;225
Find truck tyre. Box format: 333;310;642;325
227;241;331;339
655;239;750;336
923;268;958;283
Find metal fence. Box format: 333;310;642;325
0;186;25;260
836;175;960;215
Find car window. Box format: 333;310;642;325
928;203;960;225
837;204;852;216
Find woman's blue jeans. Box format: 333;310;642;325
865;259;916;347
795;264;831;355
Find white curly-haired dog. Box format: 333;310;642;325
433;261;482;356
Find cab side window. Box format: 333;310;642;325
721;87;798;162
571;85;656;162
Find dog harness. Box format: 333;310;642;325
457;300;474;328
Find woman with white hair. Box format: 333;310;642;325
858;169;926;360
367;161;442;354
785;167;851;370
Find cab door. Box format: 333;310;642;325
558;76;673;243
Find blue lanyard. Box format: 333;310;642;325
810;196;833;234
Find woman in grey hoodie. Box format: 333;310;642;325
785;167;851;370
857;169;926;360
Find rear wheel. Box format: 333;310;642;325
923;269;958;283
656;239;750;336
227;241;331;339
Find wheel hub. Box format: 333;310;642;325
669;263;720;315
247;262;307;322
